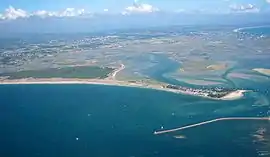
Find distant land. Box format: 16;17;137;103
0;25;270;101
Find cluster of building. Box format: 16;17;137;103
164;84;233;98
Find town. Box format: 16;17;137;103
164;84;235;98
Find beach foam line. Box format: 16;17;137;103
154;117;270;135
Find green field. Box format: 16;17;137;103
1;66;114;79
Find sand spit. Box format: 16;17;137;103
219;90;246;100
0;78;246;101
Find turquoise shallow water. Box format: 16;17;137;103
0;84;269;157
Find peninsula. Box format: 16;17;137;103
0;64;247;100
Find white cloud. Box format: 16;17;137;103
266;0;270;4
229;4;260;13
123;0;159;15
0;6;90;20
104;9;109;12
33;10;56;18
34;10;49;16
32;8;88;18
1;6;28;20
57;8;86;17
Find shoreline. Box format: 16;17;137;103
219;90;246;100
0;78;246;101
233;25;270;33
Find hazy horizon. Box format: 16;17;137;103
1;0;270;33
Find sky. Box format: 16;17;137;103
0;0;267;10
0;0;269;33
1;0;270;16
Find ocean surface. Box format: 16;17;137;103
0;84;269;157
237;26;270;36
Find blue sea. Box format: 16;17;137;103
236;26;270;36
0;83;269;157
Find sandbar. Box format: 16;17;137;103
206;64;227;71
219;90;246;100
173;78;223;85
253;68;270;76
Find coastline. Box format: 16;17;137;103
0;78;246;101
233;25;270;33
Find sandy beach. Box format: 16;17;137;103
219;90;247;100
0;77;246;101
0;62;247;101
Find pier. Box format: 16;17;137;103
154;117;270;135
